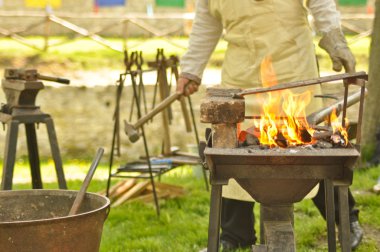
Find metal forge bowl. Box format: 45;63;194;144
205;146;359;205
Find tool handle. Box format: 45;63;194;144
134;92;181;129
68;147;104;216
37;74;70;84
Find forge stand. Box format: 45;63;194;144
200;72;367;252
0;69;67;190
205;147;359;252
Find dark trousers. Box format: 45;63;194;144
312;180;359;224
220;198;256;247
220;182;359;245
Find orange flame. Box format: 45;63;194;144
251;56;348;147
329;109;349;146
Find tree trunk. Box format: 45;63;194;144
362;0;380;150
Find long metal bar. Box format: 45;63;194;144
207;184;222;252
234;72;368;97
25;123;42;189
338;186;351;252
131;70;160;216
188;96;209;191
355;84;367;146
45;117;67;189
1;120;19;190
306;88;366;125
342;84;349;128
106;73;127;196
325;179;337;252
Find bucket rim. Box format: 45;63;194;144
0;189;110;225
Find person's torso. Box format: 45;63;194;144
209;0;319;88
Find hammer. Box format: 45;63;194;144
124;90;183;143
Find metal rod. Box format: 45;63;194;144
325;179;337;252
355;83;366;146
107;74;126;196
207;184;223;252
188;96;209;191
306;88;366;125
342;84;349;128
338;186;351;252
233;72;368;97
130;70;160;216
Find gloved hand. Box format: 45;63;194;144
318;28;356;73
176;74;200;96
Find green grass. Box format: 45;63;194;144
0;35;370;73
5;160;380;252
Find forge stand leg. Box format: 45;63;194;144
207;184;223;252
25;123;43;189
1;120;19;190
45;117;67;189
338;185;351;252
260;204;295;252
325;179;337;252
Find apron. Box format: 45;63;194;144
209;0;322;201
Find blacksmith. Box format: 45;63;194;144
177;0;363;250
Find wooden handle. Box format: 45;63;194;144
134;92;181;129
68;148;104;216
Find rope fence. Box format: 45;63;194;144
0;11;195;52
0;11;374;52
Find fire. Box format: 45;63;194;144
248;56;348;148
329;109;349;146
255;89;315;147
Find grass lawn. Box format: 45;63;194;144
6;159;380;252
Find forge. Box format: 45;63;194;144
201;72;367;252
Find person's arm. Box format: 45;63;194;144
308;0;356;73
177;0;223;96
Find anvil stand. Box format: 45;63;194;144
0;70;67;190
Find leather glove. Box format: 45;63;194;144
319;28;356;73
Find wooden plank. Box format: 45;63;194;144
110;179;137;199
105;180;126;196
112;181;150;207
151;182;185;195
129;190;171;204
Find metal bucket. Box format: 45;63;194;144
0;189;110;252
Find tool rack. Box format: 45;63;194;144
106;49;208;215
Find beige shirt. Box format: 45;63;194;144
180;0;341;82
